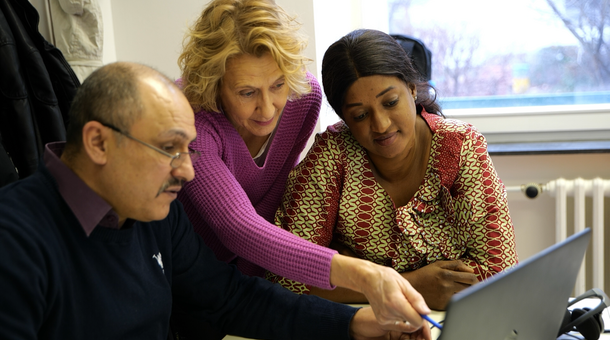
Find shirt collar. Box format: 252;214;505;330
44;142;121;236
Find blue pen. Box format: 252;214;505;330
421;314;443;330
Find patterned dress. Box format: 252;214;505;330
267;111;518;294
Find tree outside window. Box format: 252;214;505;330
388;0;610;109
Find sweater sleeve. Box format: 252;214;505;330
180;77;337;289
169;201;357;340
452;124;519;279
266;129;343;294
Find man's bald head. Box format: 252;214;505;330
63;62;181;159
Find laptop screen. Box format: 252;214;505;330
438;229;591;340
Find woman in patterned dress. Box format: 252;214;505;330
268;29;519;311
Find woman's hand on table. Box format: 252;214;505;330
401;260;478;310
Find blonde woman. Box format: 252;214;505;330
174;0;430;337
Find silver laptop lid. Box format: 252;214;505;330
438;228;591;340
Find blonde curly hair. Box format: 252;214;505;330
179;0;311;113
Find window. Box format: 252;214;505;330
388;0;610;110
311;0;610;149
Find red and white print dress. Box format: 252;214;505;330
267;111;518;294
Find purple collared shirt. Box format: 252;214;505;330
44;142;121;236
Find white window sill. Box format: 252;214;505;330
444;103;610;148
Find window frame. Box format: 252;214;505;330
309;0;610;154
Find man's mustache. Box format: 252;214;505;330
157;177;184;197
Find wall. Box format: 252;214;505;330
494;153;610;256
107;1;317;80
29;0;49;36
493;152;610;292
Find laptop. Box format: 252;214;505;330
437;228;591;340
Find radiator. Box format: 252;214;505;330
506;178;610;296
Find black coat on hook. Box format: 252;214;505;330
0;0;80;187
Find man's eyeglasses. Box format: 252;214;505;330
99;122;201;169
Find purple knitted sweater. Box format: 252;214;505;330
178;74;336;289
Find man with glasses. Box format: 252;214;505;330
0;62;429;340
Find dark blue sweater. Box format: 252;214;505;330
0;164;357;339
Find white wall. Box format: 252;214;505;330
107;0;388;80
107;0;318;80
494;153;610;257
494;153;610;293
107;0;203;79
